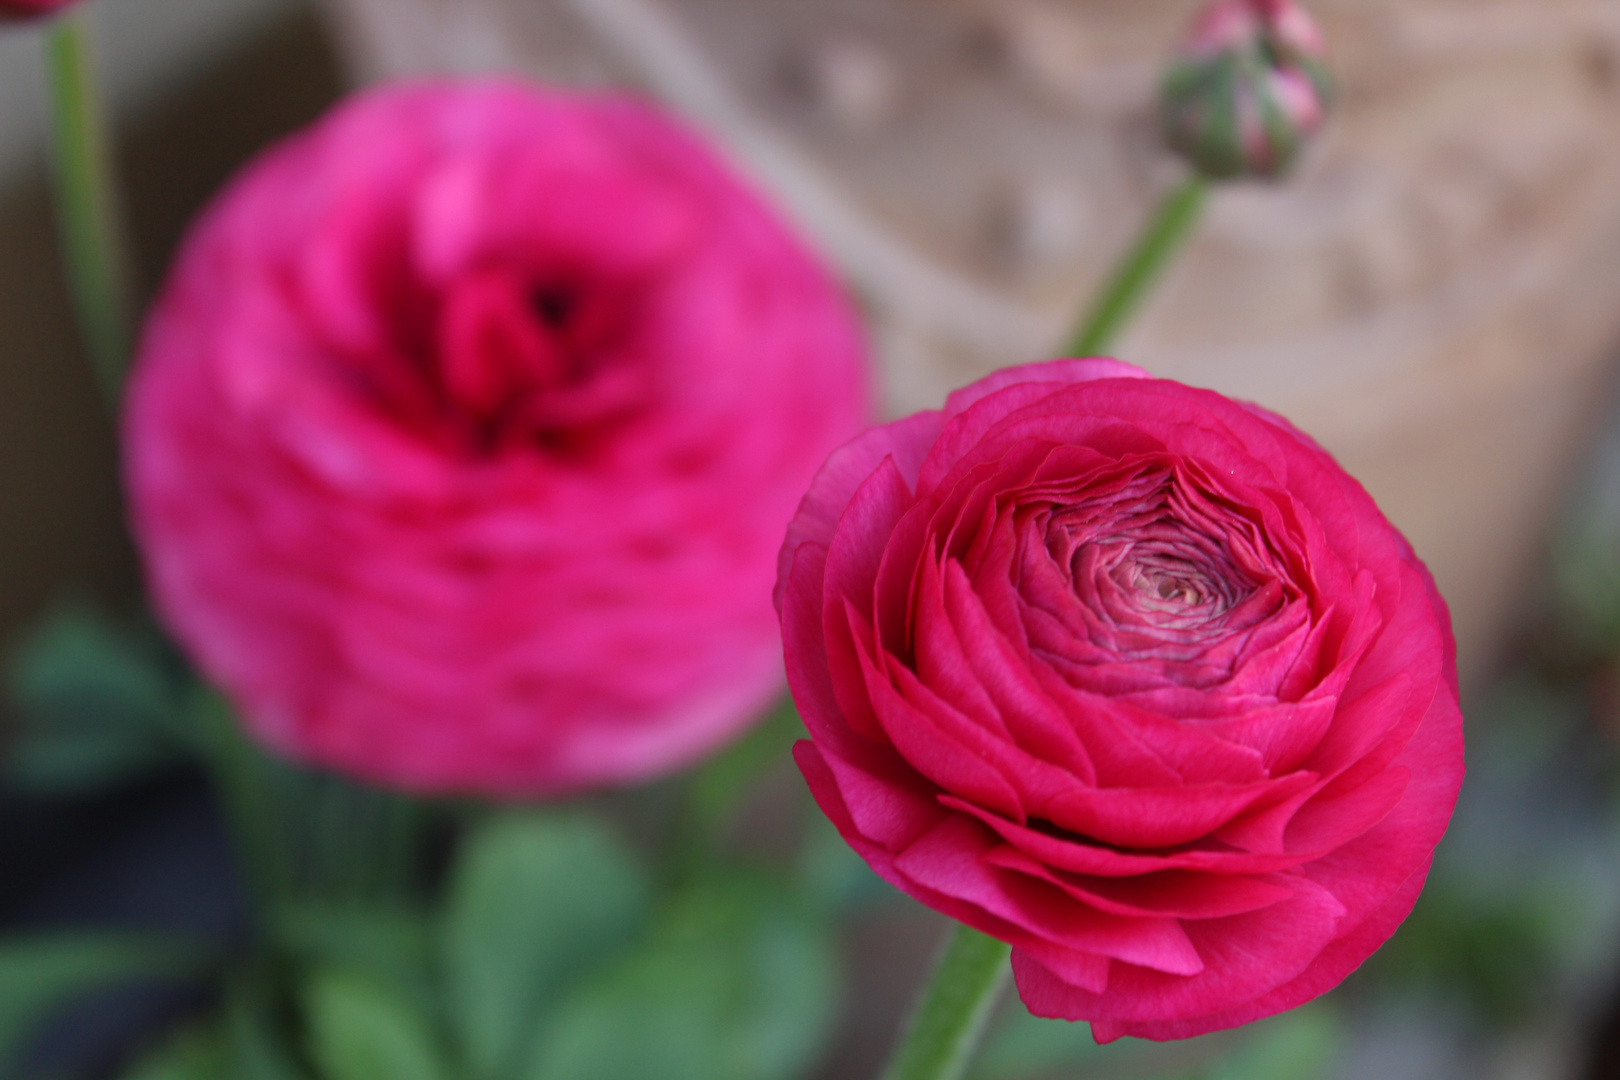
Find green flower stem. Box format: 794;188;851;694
191;689;300;910
879;925;1013;1080
1067;175;1208;358
192;687;428;913
46;11;133;409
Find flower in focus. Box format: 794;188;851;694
1162;0;1333;180
779;359;1462;1041
125;80;871;796
0;0;78;20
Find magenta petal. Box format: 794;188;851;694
940;560;1098;783
942;358;1151;418
781;542;857;754
821;459;920;738
1284;766;1410;855
776;412;942;612
1013;875;1345;1025
1212;778;1319;854
1044;772;1318;850
895;816;1205;976
131;81;872;796
806;740;944;850
942;795;1313;877
854;616;1027;822
912;556;1015;739
984;847;1296;920
883;652;1085;813
1026;666;1186;789
1100;860;1431;1041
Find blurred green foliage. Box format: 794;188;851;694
302;968;449;1080
11;498;1620;1080
0;933;211;1076
969;998;1340;1080
1361;880;1559;1024
442;814;651;1079
1;601;848;1080
5;603;188;794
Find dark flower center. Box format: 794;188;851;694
432;268;649;455
348;259;652;459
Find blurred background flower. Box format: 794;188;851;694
123;79;869;796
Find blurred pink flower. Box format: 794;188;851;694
779;359;1463;1041
125;80;871;796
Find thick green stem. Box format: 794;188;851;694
190;689;300;911
191;688;427;914
1068;175;1208;358
46;11;133;409
879;925;1013;1080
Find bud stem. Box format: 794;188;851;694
1067;175;1208;357
878;925;1013;1080
45;10;133;411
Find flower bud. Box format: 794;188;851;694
1161;0;1333;181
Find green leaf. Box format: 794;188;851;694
712;886;839;1079
522;946;724;1080
1204;1004;1340;1080
6;603;185;794
302;969;448;1080
972;1001;1339;1080
222;976;308;1080
441;813;649;1080
522;875;839;1080
10;731;179;796
122;1025;228;1080
0;932;209;1069
971;1008;1179;1080
187;690;429;908
1362;873;1558;1022
270;902;434;1018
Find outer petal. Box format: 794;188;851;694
941;357;1152;418
776;411;943;613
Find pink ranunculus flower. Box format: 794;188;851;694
0;0;77;19
125;80;871;796
778;359;1463;1041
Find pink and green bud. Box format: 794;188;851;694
1162;0;1333;181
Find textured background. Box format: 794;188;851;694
320;0;1620;684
